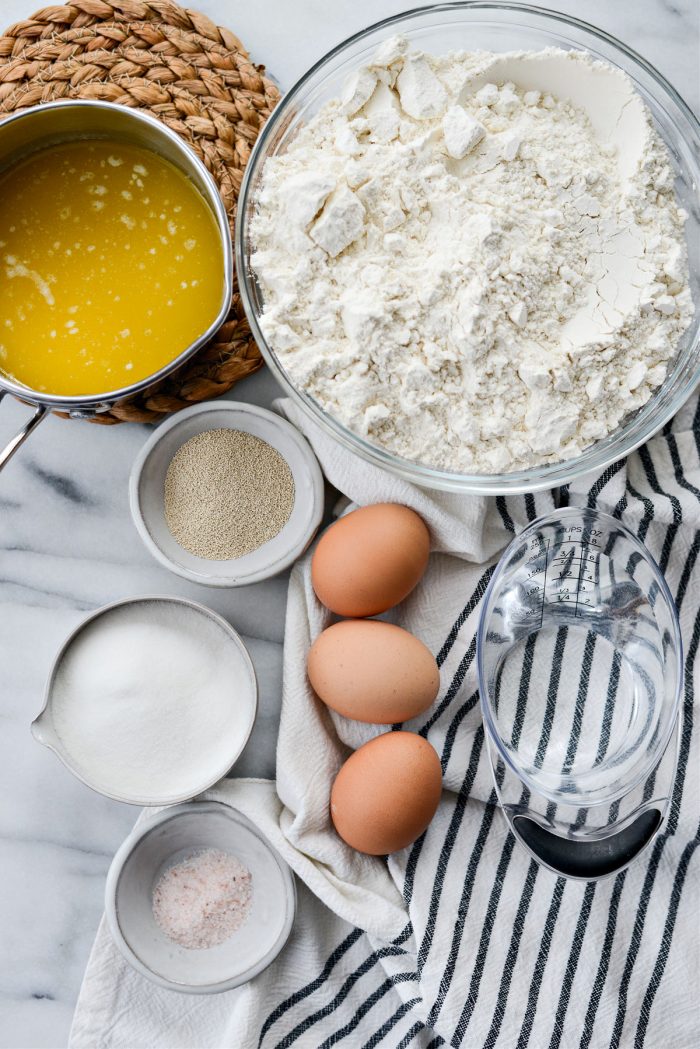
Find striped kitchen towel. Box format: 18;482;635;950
70;395;700;1049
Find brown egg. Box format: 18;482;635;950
311;503;430;617
308;620;439;724
330;731;442;855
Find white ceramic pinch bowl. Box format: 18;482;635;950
105;801;296;993
130;400;324;586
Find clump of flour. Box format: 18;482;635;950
251;38;693;473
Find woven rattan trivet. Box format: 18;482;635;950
0;0;279;423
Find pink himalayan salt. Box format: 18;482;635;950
152;848;253;950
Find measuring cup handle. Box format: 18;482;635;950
0;393;49;473
512;808;662;880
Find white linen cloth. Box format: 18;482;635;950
70;396;700;1049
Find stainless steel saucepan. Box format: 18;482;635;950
0;100;233;471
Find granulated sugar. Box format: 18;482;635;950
152;848;253;950
164;428;295;559
49;599;253;801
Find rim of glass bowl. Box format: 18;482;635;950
236;1;700;495
475;507;684;806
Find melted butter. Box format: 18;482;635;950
0;140;223;395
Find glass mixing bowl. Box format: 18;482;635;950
236;2;700;494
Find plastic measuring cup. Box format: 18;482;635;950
477;507;682;879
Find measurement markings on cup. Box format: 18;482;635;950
524;536;600;623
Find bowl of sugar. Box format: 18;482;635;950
130;400;325;587
32;596;257;805
105;801;296;993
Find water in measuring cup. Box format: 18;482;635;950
492;532;667;801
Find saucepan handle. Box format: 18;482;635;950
0;392;49;472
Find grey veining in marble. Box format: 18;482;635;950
0;1;697;1045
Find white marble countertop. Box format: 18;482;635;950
0;1;697;1045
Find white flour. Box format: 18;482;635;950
251;39;693;473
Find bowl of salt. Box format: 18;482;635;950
105;801;296;993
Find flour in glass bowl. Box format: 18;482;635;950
250;37;694;473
